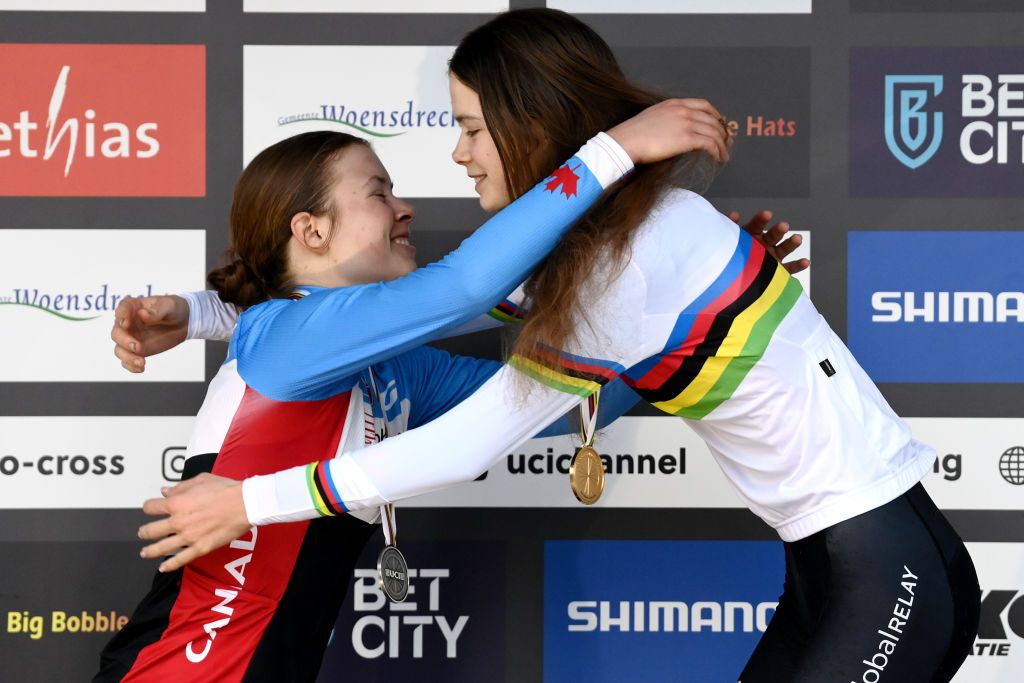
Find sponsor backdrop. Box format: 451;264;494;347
0;230;205;382
544;540;784;682
850;47;1024;197
323;541;506;679
0;1;1021;682
0;44;205;197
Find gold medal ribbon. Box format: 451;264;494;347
570;389;605;505
578;390;600;448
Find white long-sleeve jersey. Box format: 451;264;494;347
242;189;935;542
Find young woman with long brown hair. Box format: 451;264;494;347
95;100;726;681
138;9;980;682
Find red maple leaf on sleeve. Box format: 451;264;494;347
544;163;581;199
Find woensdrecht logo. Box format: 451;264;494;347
278;101;456;138
0;284;154;321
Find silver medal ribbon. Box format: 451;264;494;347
366;368;409;602
364;368;394;540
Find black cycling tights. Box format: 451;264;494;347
740;484;980;683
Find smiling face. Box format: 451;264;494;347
327;145;417;284
449;74;512;212
289;144;417;288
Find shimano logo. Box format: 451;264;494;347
871;291;1024;323
567;600;776;633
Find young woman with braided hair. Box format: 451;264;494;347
96;90;731;679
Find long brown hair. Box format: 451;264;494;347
449;8;714;370
207;131;368;309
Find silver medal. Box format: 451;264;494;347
377;544;409;603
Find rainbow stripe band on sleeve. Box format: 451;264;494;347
623;233;803;420
509;346;623;397
306;461;348;516
487;299;527;324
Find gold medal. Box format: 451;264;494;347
570;445;605;505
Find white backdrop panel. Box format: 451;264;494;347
244;45;469;199
0;229;205;382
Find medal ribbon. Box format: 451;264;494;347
365;367;398;548
289;291;399;546
578;390;600;447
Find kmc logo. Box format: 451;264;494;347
977;589;1024;642
884;75;944;169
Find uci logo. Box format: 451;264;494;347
884;75;944;169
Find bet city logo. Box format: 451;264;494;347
884;73;1024;169
349;568;468;659
884;75;943;169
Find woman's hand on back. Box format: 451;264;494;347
112;295;190;373
138;473;250;573
730;210;810;275
608;98;732;166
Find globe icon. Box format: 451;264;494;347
1000;446;1024;486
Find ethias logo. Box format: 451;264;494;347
2;66;159;178
0;44;204;197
